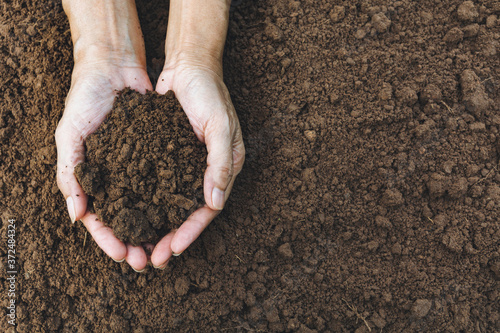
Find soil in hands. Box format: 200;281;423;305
75;88;206;246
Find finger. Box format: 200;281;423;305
81;213;127;261
170;206;219;255
150;231;175;268
55;119;89;223
125;244;148;272
204;121;234;210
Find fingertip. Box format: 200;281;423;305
81;214;128;260
151;231;175;267
125;243;148;271
169;207;218;255
73;192;88;221
211;187;225;210
66;196;76;223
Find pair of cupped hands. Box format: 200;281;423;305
56;44;245;272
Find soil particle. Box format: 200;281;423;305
444;27;464;43
448;177;469;198
381;188;404;206
277;242;293;259
463;23;480;37
75;88;206;245
264;23;284;42
371;13;391;33
457;1;479;22
433;214;449;230
460;69;492;116
486;15;498;28
396;86;418;106
421;84;443;103
378;83;392;101
329;5;345;23
442;226;467;252
412;299;433;318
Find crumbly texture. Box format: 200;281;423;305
0;0;499;332
75;88;206;245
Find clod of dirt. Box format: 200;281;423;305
486;15;498;28
448;177;469;199
457;1;478;22
371;13;391;33
442;227;466;252
444;27;464;44
277;242;294;259
427;173;448;198
381;188;404;206
396;86;418;106
265;23;284;42
378;83;393;100
75;88;206;245
463;24;480;37
329;5;345;23
460;69;491;117
411;299;432;318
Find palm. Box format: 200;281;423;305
150;67;244;267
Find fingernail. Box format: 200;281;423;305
212;187;225;210
172;252;182;257
132;267;145;273
153;261;168;270
66;196;76;223
112;258;125;263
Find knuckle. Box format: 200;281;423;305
218;164;234;184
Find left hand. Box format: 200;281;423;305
150;63;245;268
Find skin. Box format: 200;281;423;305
56;0;245;271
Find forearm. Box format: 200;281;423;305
63;0;146;67
165;0;231;76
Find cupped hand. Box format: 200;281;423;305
150;64;245;268
55;59;153;271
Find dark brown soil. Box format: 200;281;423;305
1;0;499;332
75;88;206;246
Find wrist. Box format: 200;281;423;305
64;0;146;68
164;0;230;76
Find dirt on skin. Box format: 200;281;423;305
75;88;206;246
0;0;499;332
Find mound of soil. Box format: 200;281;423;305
75;88;206;245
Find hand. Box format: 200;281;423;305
147;0;245;269
58;0;154;271
150;64;245;268
56;59;154;270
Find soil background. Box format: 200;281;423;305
0;0;499;332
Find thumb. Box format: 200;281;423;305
204;122;234;210
55;118;89;223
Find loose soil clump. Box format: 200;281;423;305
75;88;206;245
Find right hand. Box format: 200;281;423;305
55;56;153;271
